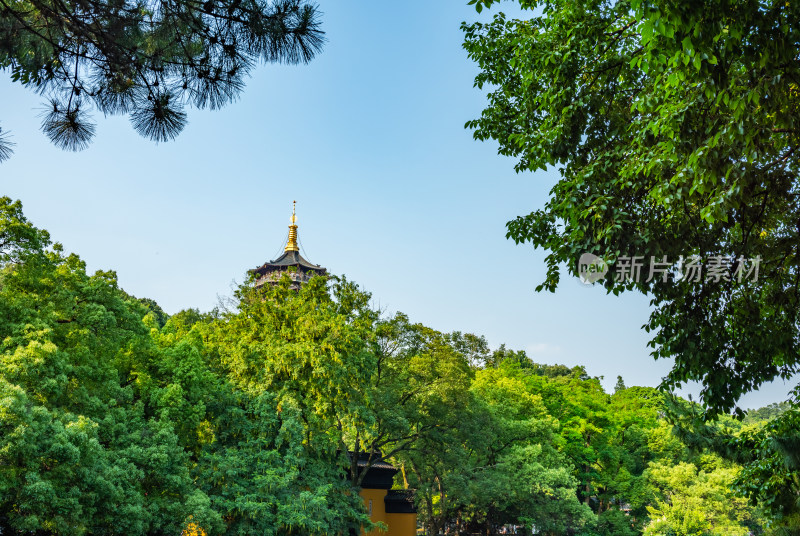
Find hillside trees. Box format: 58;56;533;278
470;356;768;536
0;196;220;535
0;198;374;536
395;363;595;536
0;0;323;159
343;313;475;487
670;399;800;532
465;367;594;535
507;362;648;534
205;274;379;534
463;0;800;415
0;197;788;536
643;461;755;536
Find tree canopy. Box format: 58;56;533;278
463;0;800;414
0;0;323;159
1;196;795;535
0;196;367;536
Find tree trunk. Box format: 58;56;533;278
583;464;591;506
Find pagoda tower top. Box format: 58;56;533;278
285;200;299;252
251;202;326;289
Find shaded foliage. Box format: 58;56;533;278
463;0;800;416
0;0;324;156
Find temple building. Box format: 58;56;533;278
356;455;417;536
251;202;327;289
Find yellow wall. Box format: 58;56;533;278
359;489;387;536
385;513;417;536
359;490;417;536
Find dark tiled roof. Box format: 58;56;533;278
349;452;399;489
252;250;326;275
385;490;417;514
352;451;396;470
357;458;396;470
385;490;414;501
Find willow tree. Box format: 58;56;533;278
0;0;323;159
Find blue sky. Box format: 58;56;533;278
0;1;791;408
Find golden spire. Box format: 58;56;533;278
285;200;299;252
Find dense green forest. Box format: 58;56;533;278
1;196;798;536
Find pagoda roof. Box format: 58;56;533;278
252;250;326;276
251;202;327;279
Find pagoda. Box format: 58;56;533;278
251;202;327;290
